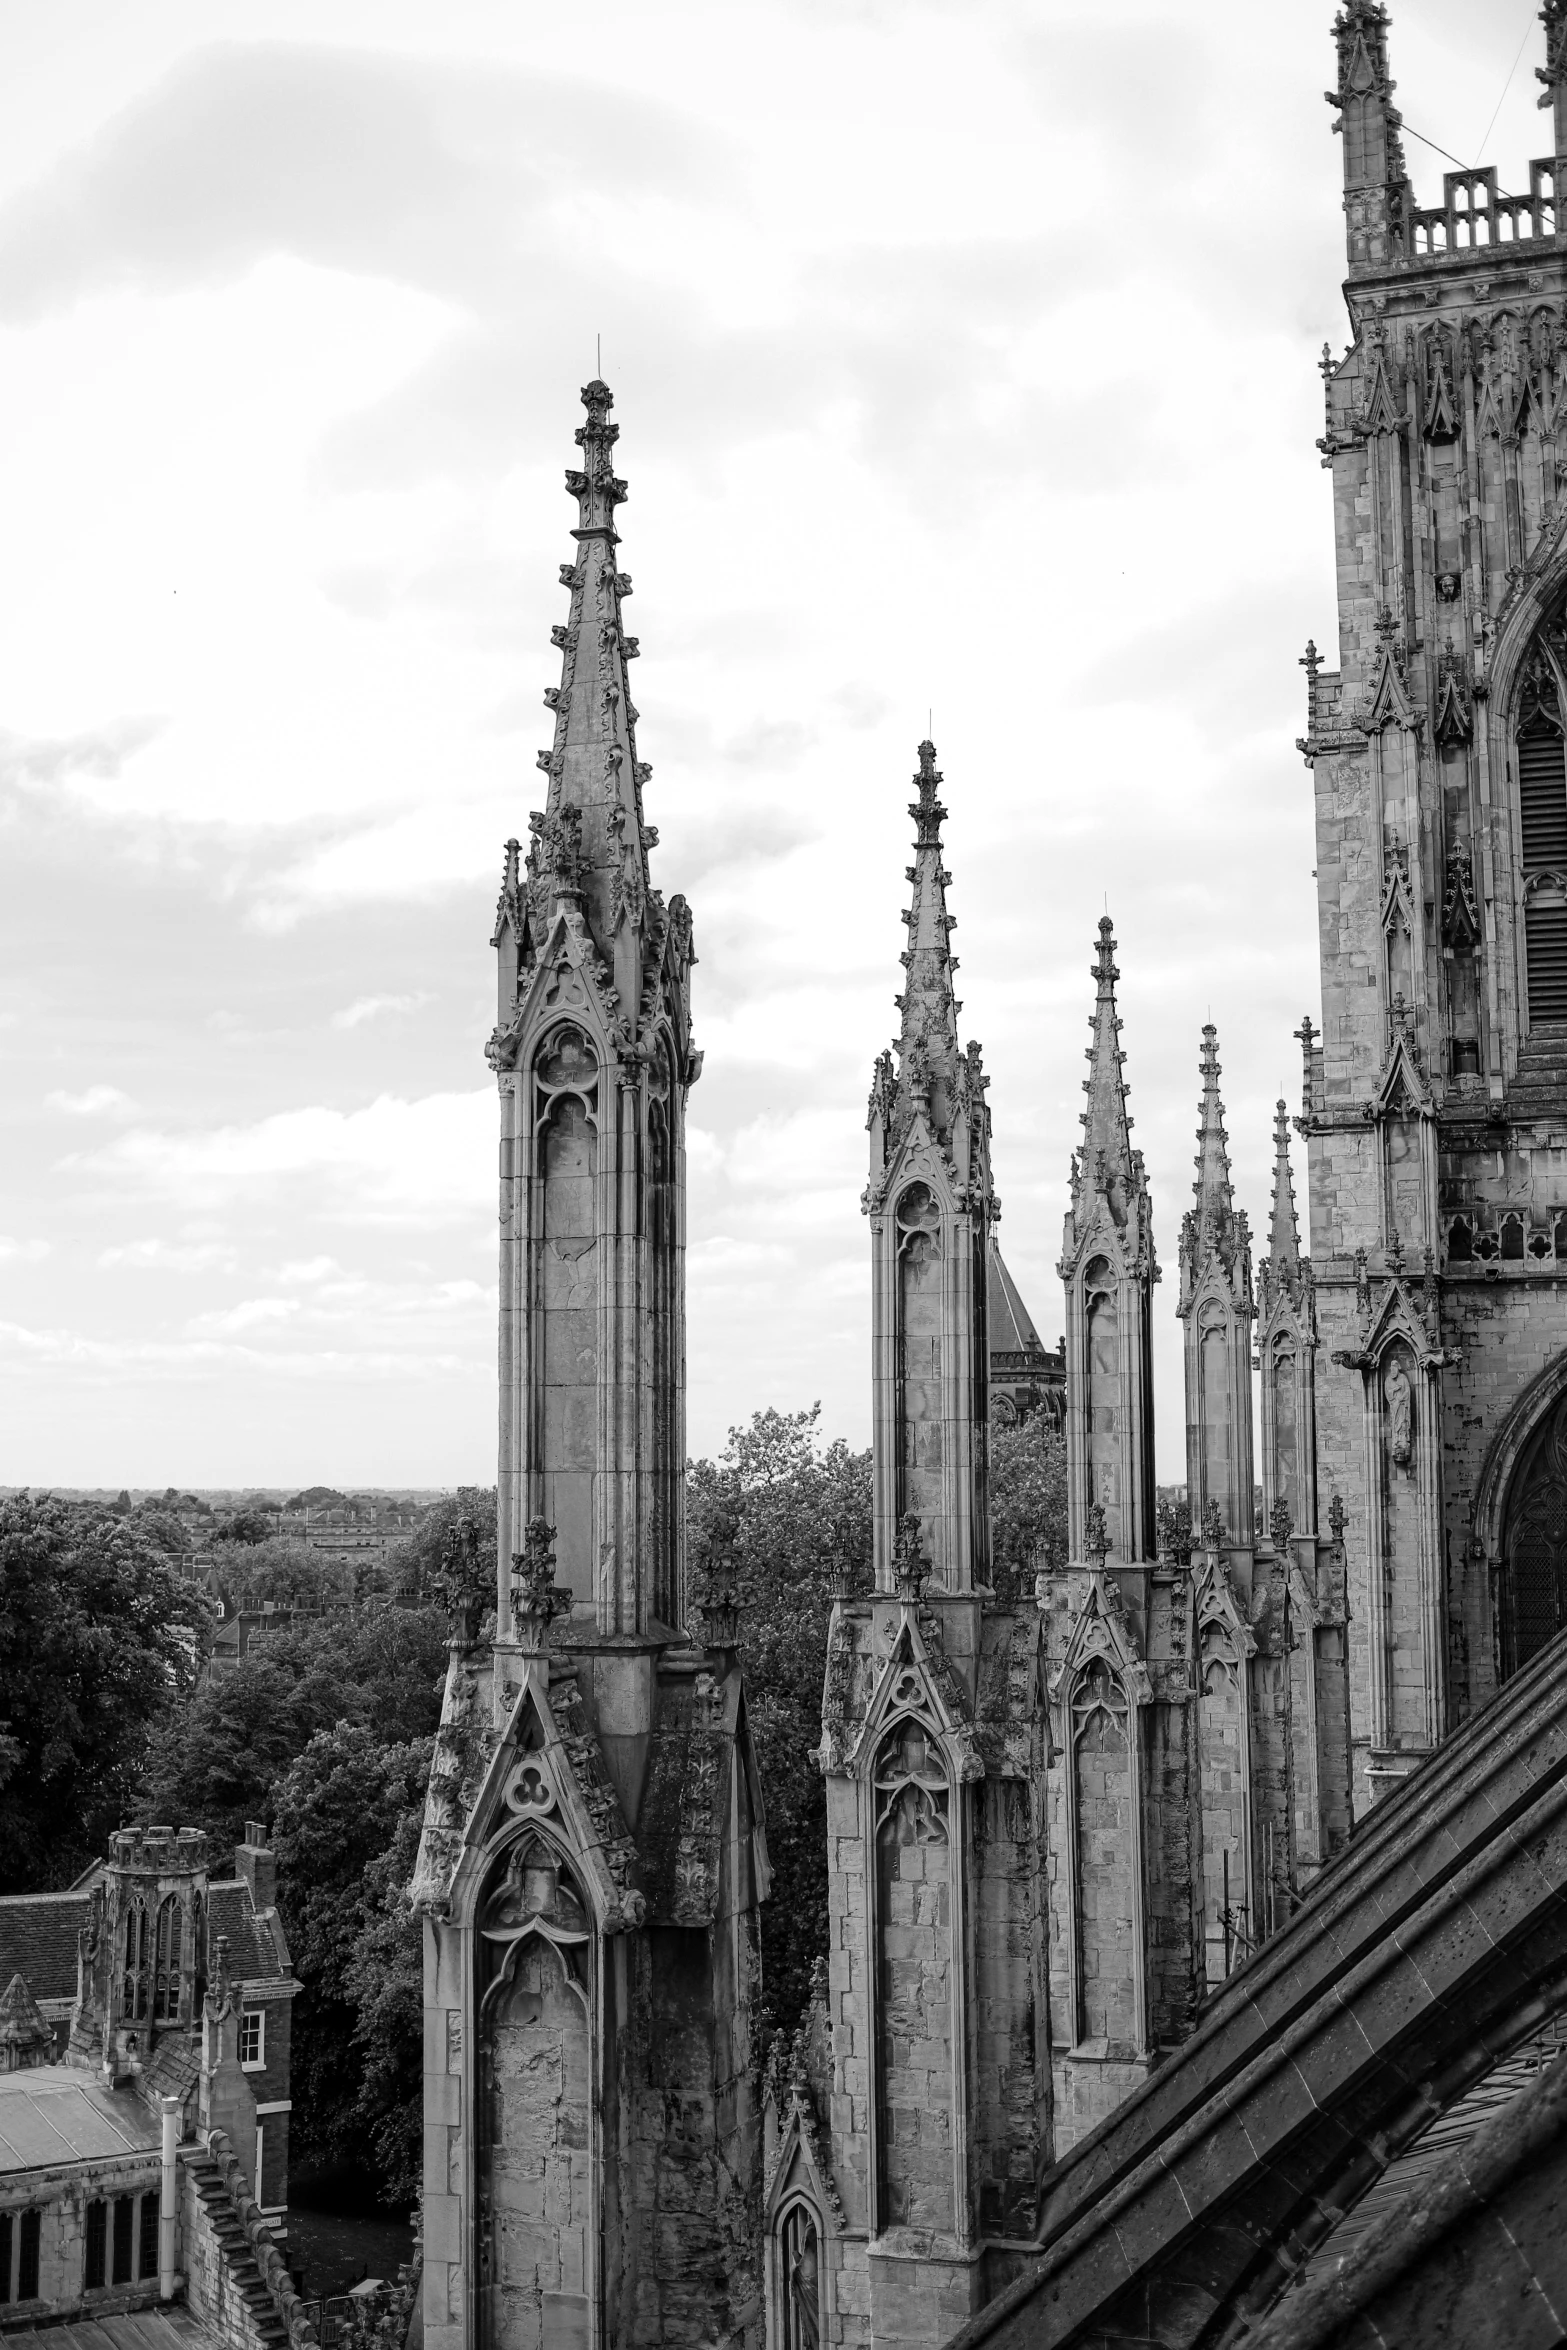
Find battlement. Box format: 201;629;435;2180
107;1825;209;1874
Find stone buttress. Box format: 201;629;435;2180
1042;923;1205;2149
412;381;770;2350
1257;1101;1354;1890
1298;0;1567;1809
1178;1034;1298;1982
805;747;1050;2345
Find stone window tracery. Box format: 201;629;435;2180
777;2201;822;2350
152;1894;183;2022
122;1902;149;2023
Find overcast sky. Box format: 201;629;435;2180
0;0;1545;1488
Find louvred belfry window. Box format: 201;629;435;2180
1516;656;1567;1025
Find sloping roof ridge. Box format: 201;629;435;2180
988;1235;1045;1355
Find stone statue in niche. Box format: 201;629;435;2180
1385;1357;1414;1470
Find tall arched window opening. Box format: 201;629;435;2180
1515;653;1567;1025
1500;1391;1567;1675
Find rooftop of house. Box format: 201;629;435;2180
0;1892;90;2006
0;2064;161;2174
0;1847;292;2007
0;2306;221;2350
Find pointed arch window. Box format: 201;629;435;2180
122;1903;150;2023
153;1895;183;2022
777;2201;822;2350
1515;653;1567;1024
1500;1392;1567;1675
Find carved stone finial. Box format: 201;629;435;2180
1328;1492;1347;1547
788;2026;811;2095
509;1519;572;1655
1202;1497;1225;1554
696;1572;741;1656
892;1515;931;1605
1084;1499;1111;1571
1269;1495;1294;1557
910;738;947;848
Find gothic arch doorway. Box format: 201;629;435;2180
1501;1389;1567;1676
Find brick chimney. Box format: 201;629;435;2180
234;1823;276;1911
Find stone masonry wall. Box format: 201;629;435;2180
875;1801;954;2234
969;1777;1044;2241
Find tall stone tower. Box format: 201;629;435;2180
414;381;768;2350
1298;1;1567;1808
806;745;1049;2346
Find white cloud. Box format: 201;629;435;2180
45;1084;138;1117
98;1237;234;1271
186;1296;300;1334
0;1235;50;1263
65;1089;495;1222
330;991;431;1029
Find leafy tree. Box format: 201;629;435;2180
0;1497;212;1890
344;1796;426;2204
138;1603;447;1850
213;1508;274;1547
130;1504;193;1554
214;1538;354;1613
687;1408;871;2037
270;1726;431;2194
989;1413;1071;1600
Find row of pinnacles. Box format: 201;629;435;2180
419;0;1567;2308
769;750;1355;2349
409;378;1357;2350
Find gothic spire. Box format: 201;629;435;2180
895;740;961;1093
1179;1024;1250;1314
1076;916;1137;1219
528;377;656;975
1268;1097;1304;1282
865;740;990;1211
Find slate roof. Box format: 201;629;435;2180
0;2308;220;2350
206;1882;289;1984
0;1892;89;2004
0;2064;160;2173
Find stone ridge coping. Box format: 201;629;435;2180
196;2128;317;2350
940;1623;1567;2345
1245;2028;1567;2350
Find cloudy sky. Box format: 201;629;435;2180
0;0;1544;1488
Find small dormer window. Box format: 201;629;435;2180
238;2010;265;2069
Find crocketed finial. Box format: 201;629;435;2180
910;739;947;848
